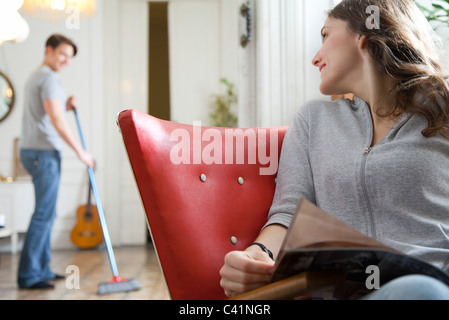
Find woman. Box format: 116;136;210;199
219;0;449;300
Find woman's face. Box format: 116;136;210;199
312;17;364;96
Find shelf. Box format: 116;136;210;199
0;228;12;238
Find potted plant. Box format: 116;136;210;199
415;0;449;28
209;78;238;128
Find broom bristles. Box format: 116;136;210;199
97;278;141;295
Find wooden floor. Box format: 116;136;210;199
0;245;170;300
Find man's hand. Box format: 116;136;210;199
66;96;78;111
77;149;95;169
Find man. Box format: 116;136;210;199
18;34;94;289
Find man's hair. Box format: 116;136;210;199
45;34;78;56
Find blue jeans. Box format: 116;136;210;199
18;149;61;288
363;275;449;300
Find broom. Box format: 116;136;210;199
73;108;141;295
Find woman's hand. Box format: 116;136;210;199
220;224;287;298
219;247;275;298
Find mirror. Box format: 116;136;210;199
0;71;15;123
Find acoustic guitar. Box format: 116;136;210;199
71;180;104;249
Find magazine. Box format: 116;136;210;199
271;198;449;299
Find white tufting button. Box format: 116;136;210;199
200;174;207;182
230;236;238;245
237;177;244;185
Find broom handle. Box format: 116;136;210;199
73;108;120;278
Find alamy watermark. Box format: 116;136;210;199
366;5;380;30
34;5;82;30
65;265;80;289
169;121;280;176
65;5;81;30
365;265;381;290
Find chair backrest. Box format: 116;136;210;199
118;109;288;300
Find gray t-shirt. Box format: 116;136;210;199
266;97;449;274
19;65;66;151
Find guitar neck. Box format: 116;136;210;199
86;180;92;209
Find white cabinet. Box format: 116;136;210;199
0;181;34;254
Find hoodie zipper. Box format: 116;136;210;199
361;146;377;239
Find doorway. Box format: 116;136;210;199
149;2;171;120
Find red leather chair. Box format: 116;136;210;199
117;109;287;300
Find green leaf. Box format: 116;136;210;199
415;0;449;28
209;78;238;128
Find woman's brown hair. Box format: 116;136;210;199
329;0;449;139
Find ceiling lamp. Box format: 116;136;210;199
22;0;96;20
0;0;24;11
0;0;29;44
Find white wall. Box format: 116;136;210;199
304;0;336;103
168;0;335;128
254;0;334;128
111;0;149;246
168;1;220;125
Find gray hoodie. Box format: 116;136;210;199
266;96;449;274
